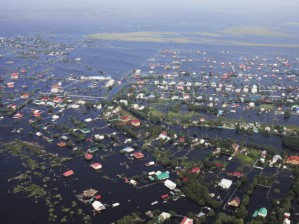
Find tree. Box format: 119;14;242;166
236;205;248;218
283;135;299;150
241;194;249;206
284;110;291;119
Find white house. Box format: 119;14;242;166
219;179;233;189
164;179;176;190
158;212;171;222
92;201;106;211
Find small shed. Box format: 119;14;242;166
133;152;144;159
158;212;171;222
90;163;102;170
85;153;93;160
83;188;98;197
92;201;106;211
180;216;193;224
131;119;141;127
122;147;134;153
63;170;74;177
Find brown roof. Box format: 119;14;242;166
228;196;241;207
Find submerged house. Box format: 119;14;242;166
121;147;134;153
156;171;170;181
219;179;233;189
131;119;141;127
190;167;201;174
180;216;193;224
164;179;176;190
286;156;299;165
92;201;106;211
158;212;171;222
253;207;268;218
88;146;98;154
90;163;102;170
63;170;74;177
80;128;91;134
228;196;241;207
84;153;93;160
132;152;144;159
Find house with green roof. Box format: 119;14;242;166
156;171;169;181
80;128;91;134
88;146;99;154
252;207;267;218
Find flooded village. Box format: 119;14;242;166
0;33;299;224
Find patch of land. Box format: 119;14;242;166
285;22;299;26
86;31;191;43
221;26;283;37
86;30;299;48
194;31;223;37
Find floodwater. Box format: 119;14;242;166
0;16;298;223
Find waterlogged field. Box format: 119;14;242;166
86;25;299;48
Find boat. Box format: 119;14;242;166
151;201;158;205
112;203;120;207
161;194;169;199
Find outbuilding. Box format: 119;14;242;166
164;179;176;190
63;170;74;177
90;163;102;170
92;201;106;211
219;178;233;189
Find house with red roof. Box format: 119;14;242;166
41;97;49;102
53;97;63;103
7;82;14;88
180;216;193;224
286;156;299;165
32;110;42;117
90;163;102;170
13;112;24;119
21;93;30;99
11;73;19;79
190;167;201;174
10;104;17;110
161;194;169;200
63;170;74;177
122;116;130;122
182;177;189;182
177;85;184;91
229;171;244;178
179;137;185;143
84;153;93;160
131;119;141;127
52;84;60;88
57;142;66;147
239;64;246;69
132;152;144;159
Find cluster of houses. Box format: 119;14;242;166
119;49;299;135
156;212;193;224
